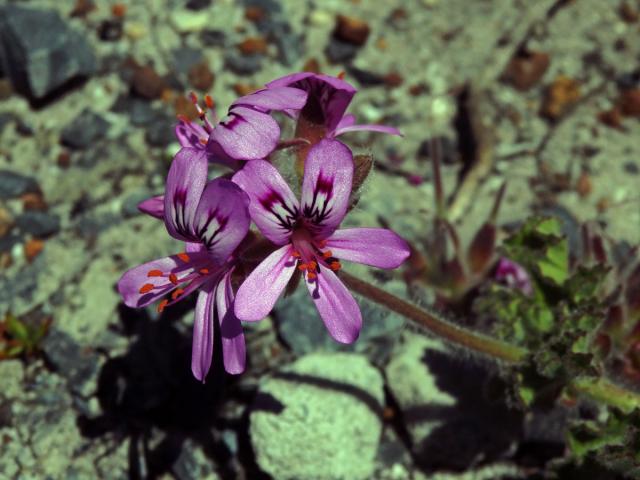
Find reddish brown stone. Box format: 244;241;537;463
334;15;370;46
57;150;71;169
21;192;48;211
70;0;96;18
598;107;623;129
303;58;321;74
408;83;428;96
0;206;13;238
131;65;166;100
619;88;640;117
173;94;199;121
188;61;215;91
237;36;268;55
24;239;44;263
384;71;404;88
111;3;127;18
503;50;550;91
541;76;581;120
576;171;592;197
620;1;639;23
245;6;266;23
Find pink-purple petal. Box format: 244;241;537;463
233;86;308;112
210;107;280;160
217;270;246;374
175;121;208;150
234;245;296;321
191;284;216;382
306;269;362;344
193;178;250;264
325;228;411;268
164;148;208;241
332;123;402;138
138;195;164;219
232;160;299;245
300;139;353;238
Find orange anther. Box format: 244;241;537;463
204;95;215;109
329;261;341;271
199;268;210;275
177;253;191;262
306;271;317;280
147;270;163;277
169;273;179;285
189;91;198;104
157;299;169;313
177;114;190;124
322;250;333;258
308;260;318;271
199;137;208;145
298;263;308;271
171;288;185;300
317;239;328;248
337;71;346;80
291;251;301;258
139;283;155;294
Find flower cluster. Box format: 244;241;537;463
118;73;410;382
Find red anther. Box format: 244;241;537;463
189;91;198;104
199;138;208;145
147;270;163;277
322;250;333;258
157;299;169;313
177;253;191;262
204;95;215;109
176;114;190;124
317;240;328;248
329;261;341;271
171;288;185;300
291;251;301;258
139;283;154;294
337;71;346;80
298;263;308;271
169;273;179;285
199;268;210;275
306;271;317;280
308;260;318;271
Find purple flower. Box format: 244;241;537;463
495;258;533;296
175;87;308;166
232;139;410;343
117;148;251;380
266;72;401;139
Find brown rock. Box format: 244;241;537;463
174;94;199;121
619;88;640;117
245;6;266;23
541;76;581;120
334;15;370;46
24;239;44;263
0;206;13;238
620;1;639;22
57;150;71;169
384;71;403;88
111;3;127;18
21;192;48;211
598;107;623;129
503;50;550;91
576;171;592;197
131;65;166;100
237;36;268;55
408;83;428;96
70;0;96;18
188;61;215;91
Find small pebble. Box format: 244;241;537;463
188;61;215;91
24;238;44;263
619;88;640;117
237;36;268;55
502;50;550;91
541;76;581;120
170;9;209;33
334;14;371;46
131;65;166;99
124;21;147;40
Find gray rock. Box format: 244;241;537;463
274;282;405;359
0;5;96;100
200;30;227;48
224;53;263;75
0;170;39;199
41;328;101;398
250;352;384;480
60;109;109;149
15;211;61;238
325;38;359;64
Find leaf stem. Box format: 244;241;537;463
339;271;527;363
570;377;640;415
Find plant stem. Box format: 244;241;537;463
570;377;640;415
339;271;528;363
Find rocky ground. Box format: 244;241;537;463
0;0;639;479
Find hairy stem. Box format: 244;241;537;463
570;377;640;415
339;271;527;363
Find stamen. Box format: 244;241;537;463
199;268;210;274
329;261;341;271
169;273;179;285
306;271;317;280
298;263;308;271
177;253;191;262
177;114;190;124
317;240;328;248
147;270;163;277
322;250;333;258
337;71;346;80
308;260;318;271
171;288;185;300
291;251;301;258
139;283;154;294
157;299;169;313
204;95;215;109
199;138;208;145
188;91;198;105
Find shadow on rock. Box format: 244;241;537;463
77;300;243;479
408;349;523;472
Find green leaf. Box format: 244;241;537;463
5;314;30;343
538;237;569;285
